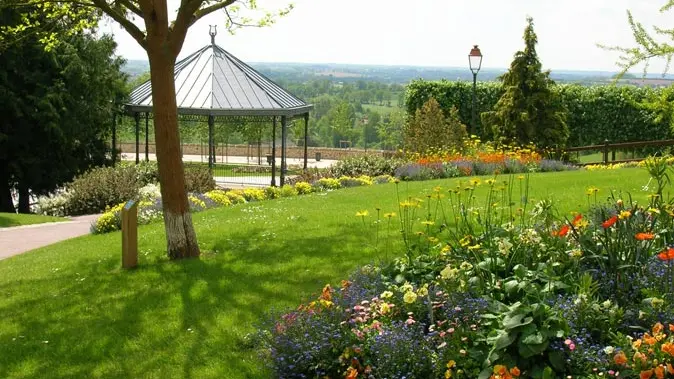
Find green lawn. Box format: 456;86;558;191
0;212;66;228
0;168;655;378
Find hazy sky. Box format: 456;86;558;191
103;0;672;73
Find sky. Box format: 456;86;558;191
103;0;673;73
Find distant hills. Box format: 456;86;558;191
122;59;674;86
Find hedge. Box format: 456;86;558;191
405;80;668;147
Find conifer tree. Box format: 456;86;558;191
482;17;569;148
404;97;467;153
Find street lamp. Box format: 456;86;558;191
468;45;483;135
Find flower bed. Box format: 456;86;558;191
262;156;674;378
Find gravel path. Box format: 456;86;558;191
0;214;99;260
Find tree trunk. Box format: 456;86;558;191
146;42;200;259
0;177;15;213
17;184;30;214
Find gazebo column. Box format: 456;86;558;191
134;112;140;164
111;112;117;166
208;115;215;169
280;116;287;186
303;113;309;171
145;112;150;162
271;116;277;187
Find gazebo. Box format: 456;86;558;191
117;27;313;186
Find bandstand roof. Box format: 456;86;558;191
125;41;312;118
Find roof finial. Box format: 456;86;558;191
209;25;217;45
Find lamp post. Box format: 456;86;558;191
468;45;483;135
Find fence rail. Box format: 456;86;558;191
558;139;674;166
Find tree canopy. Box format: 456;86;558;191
0;7;127;213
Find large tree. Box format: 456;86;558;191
481;17;569;148
0;7;126;214
2;0;291;259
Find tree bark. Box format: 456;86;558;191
17;184;30;214
143;2;200;260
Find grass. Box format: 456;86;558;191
0;168;655;378
0;213;66;228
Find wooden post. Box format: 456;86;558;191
122;200;138;269
603;139;609;165
304;113;309;171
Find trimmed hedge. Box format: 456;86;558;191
405;80;668;147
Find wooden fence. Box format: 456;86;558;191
558;139;674;166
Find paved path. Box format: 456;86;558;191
0;214;99;260
121;153;339;169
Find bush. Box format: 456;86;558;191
184;164;215;193
204;190;232;207
338;175;373;188
313;178;341;191
279;185;298;198
241;188;266;202
329;155;405;178
66;165;140;216
264;186;281;199
224;191;246;205
294;181;313;195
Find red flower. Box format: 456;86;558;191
635;232;655;241
602;215;618;229
658;247;674;261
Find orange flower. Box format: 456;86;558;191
655;365;665;379
644;333;657;345
636;232;655;241
345;367;358;379
662;342;674;356
321;284;332;302
510;367;521;377
552;225;571;237
653;322;664;334
572;214;583;226
614;351;628;365
493;365;508;376
602;215;618;229
634;351;648;364
668;363;674;374
658;247;674;261
670;323;674;332
641;369;654;379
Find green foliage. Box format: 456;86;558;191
66;165;141;216
406;81;670;148
279;185;298;198
481;17;569;148
329;154;406;177
404;97;467;153
183;165;216;193
294;181;313;195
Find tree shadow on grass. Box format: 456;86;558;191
0;222;388;379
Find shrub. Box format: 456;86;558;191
279;185;298;198
404;97;467;153
264;186;281;199
34;191;71;217
313;178;341;191
329;155;405;178
224;191;247;205
184;164;215;193
338;175;372;188
373;175;396;184
294;181;313;195
132;161;159;186
204;190;232;207
66;165;140;216
138;183;161;201
241;188;266;202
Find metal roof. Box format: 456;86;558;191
125;43;312;117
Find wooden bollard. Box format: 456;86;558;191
121;200;138;269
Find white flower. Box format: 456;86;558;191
602;300;612;309
380;291;393;299
603;346;615;355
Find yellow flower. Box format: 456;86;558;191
459;235;472;247
468;244;481;251
355;210;369;217
619;210;631;220
485;179;496;186
586;187;600;195
469;178;481;186
421;220;435;226
403;291;417;304
517;175;525;180
380;290;393;299
384;212;396;218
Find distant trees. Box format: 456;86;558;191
0;11;126;213
481;17;569;148
404;98;467;153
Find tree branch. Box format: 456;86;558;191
114;0;143;18
191;0;236;25
168;0;206;57
90;0;147;49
